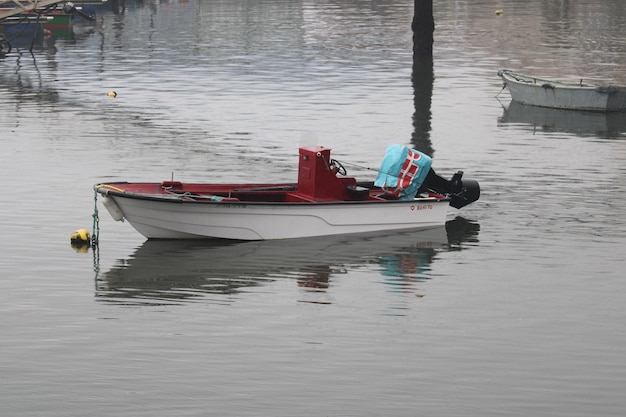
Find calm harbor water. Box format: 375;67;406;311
1;0;626;416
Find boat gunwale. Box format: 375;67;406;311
499;69;620;92
95;185;451;206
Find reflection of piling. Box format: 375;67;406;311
109;0;126;15
412;0;434;58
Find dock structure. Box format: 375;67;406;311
0;0;67;20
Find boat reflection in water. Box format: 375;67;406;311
498;100;626;139
95;217;479;306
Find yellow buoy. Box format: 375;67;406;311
107;91;117;98
495;9;504;15
70;228;91;244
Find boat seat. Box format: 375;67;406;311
376;192;398;200
346;185;369;200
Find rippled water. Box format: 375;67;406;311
2;0;626;415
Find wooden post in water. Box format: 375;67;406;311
411;58;434;157
412;0;434;58
411;0;435;156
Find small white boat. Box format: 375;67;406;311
498;69;626;112
94;145;480;241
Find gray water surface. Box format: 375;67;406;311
1;0;626;416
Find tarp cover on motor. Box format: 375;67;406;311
374;145;432;200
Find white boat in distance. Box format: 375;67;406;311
95;145;480;241
498;69;626;112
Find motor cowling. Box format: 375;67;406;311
450;178;480;209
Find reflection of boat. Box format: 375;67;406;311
446;216;480;248
96;223;479;305
95;145;480;240
498;69;626;112
498;100;626;138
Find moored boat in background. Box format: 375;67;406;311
0;1;98;41
498;69;626;112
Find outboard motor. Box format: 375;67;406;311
420;169;480;209
63;2;96;20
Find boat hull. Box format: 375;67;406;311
499;70;626;112
95;145;479;241
101;192;451;240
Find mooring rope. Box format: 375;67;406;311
339;160;383;174
91;188;100;247
495;83;507;98
90;187;101;273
